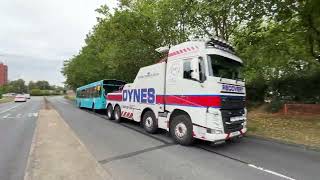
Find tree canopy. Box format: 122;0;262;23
0;80;64;95
62;0;320;103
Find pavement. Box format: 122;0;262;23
0;97;41;180
46;96;320;180
24;100;112;180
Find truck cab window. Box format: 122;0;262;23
183;61;192;79
199;59;206;82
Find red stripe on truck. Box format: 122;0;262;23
156;95;221;107
107;94;122;101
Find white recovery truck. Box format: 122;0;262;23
106;38;246;145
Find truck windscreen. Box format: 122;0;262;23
208;54;243;80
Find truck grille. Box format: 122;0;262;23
221;96;245;109
221;109;245;133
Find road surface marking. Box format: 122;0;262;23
0;104;23;114
248;164;295;180
197;145;296;180
2;114;11;119
58;100;69;104
2;112;39;119
28;113;38;118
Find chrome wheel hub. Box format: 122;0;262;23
115;111;119;119
175;123;187;138
145;117;153;128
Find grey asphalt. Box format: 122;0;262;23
48;96;320;180
0;97;42;180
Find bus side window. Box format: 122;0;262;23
81;89;85;98
91;87;94;98
86;89;90;98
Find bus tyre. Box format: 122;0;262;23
170;114;194;145
106;105;114;120
142;111;158;134
113;105;122;123
92;103;95;112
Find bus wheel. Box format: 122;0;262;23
78;102;82;109
170;114;194;145
142;111;158;134
113;105;122;123
106;105;114;120
91;103;95;112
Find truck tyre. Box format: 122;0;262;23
113;105;122;123
106;104;114;120
142;111;158;134
170;114;194;145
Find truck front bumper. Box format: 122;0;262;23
193;127;247;143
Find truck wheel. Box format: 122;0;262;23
170;114;194;145
142;111;158;134
113;105;122;123
106;104;114;120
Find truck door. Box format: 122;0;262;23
166;57;207;102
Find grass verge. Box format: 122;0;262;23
0;97;14;103
64;95;75;101
247;112;320;149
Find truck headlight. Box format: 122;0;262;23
207;128;223;134
243;121;247;127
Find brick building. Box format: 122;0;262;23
0;63;8;85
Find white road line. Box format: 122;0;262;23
0;104;23;114
248;164;296;180
2;114;11;119
58;100;69;104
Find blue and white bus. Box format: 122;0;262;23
76;79;126;110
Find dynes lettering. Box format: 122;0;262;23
222;84;244;93
123;88;155;103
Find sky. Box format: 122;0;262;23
0;0;118;86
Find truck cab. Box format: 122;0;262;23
106;38;246;145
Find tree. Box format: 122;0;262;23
35;81;50;90
7;79;27;93
62;0;320;103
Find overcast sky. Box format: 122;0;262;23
0;0;118;86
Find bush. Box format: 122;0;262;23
30;89;63;96
266;99;284;113
31;89;42;96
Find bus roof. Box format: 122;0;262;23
76;79;126;91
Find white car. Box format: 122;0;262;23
24;94;31;99
14;95;27;102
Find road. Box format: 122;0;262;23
47;96;320;180
0;97;41;180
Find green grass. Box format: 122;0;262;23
64;95;76;101
247;111;320;149
0;97;14;103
